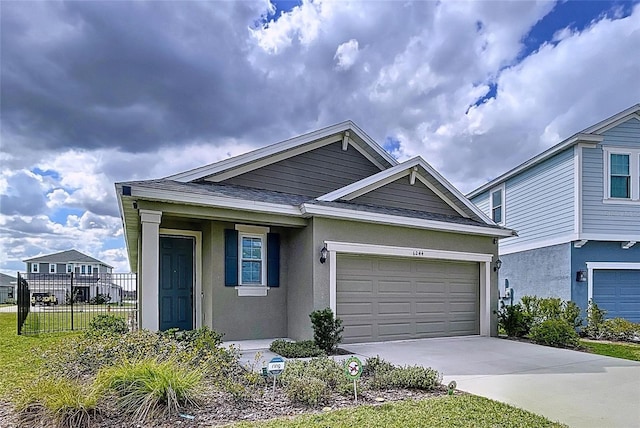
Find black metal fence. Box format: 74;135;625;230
16;272;137;335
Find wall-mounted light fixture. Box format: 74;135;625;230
576;270;587;282
320;245;328;264
493;259;502;272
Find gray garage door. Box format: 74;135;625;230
593;270;640;323
336;254;479;343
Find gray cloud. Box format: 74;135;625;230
0;171;48;215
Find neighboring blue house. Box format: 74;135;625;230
468;104;640;322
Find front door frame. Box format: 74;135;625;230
160;229;202;329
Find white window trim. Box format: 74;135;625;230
489;184;506;225
49;263;56;274
66;264;73;273
603;147;640;202
31;264;39;273
235;225;270;296
586;262;640;302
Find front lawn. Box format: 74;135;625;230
580;339;640;362
233;394;566;428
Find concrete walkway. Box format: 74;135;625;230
342;336;640;428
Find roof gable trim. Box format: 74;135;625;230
167;121;397;183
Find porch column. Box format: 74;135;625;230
139;209;162;331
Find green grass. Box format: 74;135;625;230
232;395;566;428
21;308;131;334
0;313;79;397
580;339;640;361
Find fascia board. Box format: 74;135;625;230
467;134;604;199
316;158;420;201
582;105;640;134
413;158;496;224
167;120;397;183
301;203;514;237
130;186;303;217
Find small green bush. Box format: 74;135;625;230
86;314;128;337
16;377;99;428
563;301;583;329
368;365;441;390
163;326;224;349
530;319;579;348
280;357;352;405
96;358;203;422
284;377;330;406
4;297;16;305
269;339;324;358
496;303;531;337
601;318;640;342
363;355;395;377
88;294;111;305
584;300;607;339
310;308;344;354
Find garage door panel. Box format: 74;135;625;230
378;302;411;315
378;280;412;293
593;269;640;323
338;255;479;343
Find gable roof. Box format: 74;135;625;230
0;273;16;287
23;249;111;267
167;121;397;183
467;103;640;199
316;157;494;224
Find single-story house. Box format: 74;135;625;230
468;104;640;322
116;121;514;342
0;273;16;303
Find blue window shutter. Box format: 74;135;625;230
267;233;280;287
224;229;238;286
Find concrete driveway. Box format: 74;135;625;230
343;336;640;428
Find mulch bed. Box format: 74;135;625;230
1;387;449;428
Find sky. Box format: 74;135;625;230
1;0;639;275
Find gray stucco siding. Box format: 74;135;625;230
351;177;460;216
311;217;499;338
498;243;572;303
222;142;381;197
204;221;289;340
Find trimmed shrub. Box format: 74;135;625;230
269;339;324;358
280;357;352;405
86;314;128;337
88;294;111;305
583;300;607;339
162;326;224;349
368;364;441;391
529;319;579;348
95;358;203;422
496;303;531;337
563;301;583;329
310;308;344;354
601;318;640;342
363;355;395;378
16;377;99;428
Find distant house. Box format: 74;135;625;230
116;121;513;342
0;273;16;304
23;250;121;304
468;104;640;322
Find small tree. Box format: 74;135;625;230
309;308;344;354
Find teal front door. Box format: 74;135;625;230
159;236;194;331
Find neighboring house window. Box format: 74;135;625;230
67;264;73;273
610;153;630;198
490;186;505;224
49;264;56;274
87;265;93;275
31;264;39;273
604;148;640;202
81;265;86;275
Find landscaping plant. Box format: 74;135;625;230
309;308;344;354
364;356;441;391
583;300;607;339
16;376;98;428
269;339;324;358
86;314;129;337
96;358;203;423
495;303;530;337
529;319;579;348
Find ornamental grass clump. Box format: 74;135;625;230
95;358;203;423
16;376;99;428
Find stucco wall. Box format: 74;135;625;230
285;224;315;341
311;218;500;337
498;243;572;303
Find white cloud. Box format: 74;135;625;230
334;39;360;70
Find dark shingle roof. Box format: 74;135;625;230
123;180;508;231
24;249;108;265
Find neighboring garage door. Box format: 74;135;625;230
336;254;479;343
593;270;640;323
